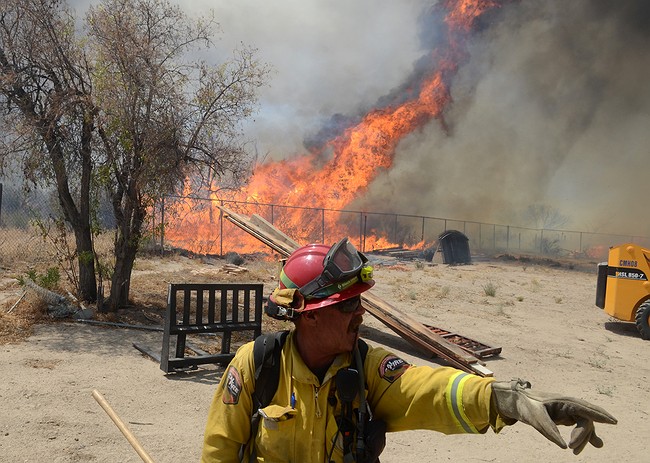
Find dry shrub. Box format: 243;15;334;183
0;295;48;345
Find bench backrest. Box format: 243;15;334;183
160;282;264;373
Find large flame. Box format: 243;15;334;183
164;0;507;255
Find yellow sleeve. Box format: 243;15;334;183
364;347;497;435
201;342;256;463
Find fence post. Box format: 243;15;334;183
393;214;398;244
421;216;425;242
160;196;165;256
220;200;224;256
363;214;368;252
506;225;510;250
579;232;583;253
359;212;364;252
321;208;325;243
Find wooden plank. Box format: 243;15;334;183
361;291;490;377
214;204;492;376
249;214;301;249
362;291;478;364
468;363;493;377
215;204;296;255
235;221;295;255
424;325;502;358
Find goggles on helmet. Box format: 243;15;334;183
298;237;373;299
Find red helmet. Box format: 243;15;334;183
279;239;374;311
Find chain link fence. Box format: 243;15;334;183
157;195;650;262
0;182;60;266
2;183;649;268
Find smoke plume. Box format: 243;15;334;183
67;0;650;237
359;0;650;236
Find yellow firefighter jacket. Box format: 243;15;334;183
201;331;507;463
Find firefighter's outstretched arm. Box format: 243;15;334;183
491;379;617;455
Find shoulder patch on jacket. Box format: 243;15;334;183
222;366;243;404
378;355;410;383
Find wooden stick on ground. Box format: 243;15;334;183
7;290;26;313
92;389;157;463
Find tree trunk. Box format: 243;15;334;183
76;115;98;302
75;226;98;302
107;237;138;311
105;192;145;312
46;117;98;302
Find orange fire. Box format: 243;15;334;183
164;0;506;255
444;0;502;32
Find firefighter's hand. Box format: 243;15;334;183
491;379;617;454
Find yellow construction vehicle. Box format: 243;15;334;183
596;243;650;339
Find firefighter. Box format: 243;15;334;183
201;238;617;463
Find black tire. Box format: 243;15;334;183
635;301;650;340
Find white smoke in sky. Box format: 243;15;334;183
66;0;650;237
191;0;430;159
68;0;429;157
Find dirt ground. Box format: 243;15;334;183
0;253;646;462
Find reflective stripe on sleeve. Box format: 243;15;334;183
445;371;480;434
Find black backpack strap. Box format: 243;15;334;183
253;330;289;406
240;330;290;463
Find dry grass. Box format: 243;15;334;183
0;227;81;344
1;227;53;272
0;295;49;345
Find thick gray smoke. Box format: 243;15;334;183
361;0;650;237
66;0;650;237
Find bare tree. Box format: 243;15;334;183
524;203;569;230
86;0;269;310
0;0;98;301
1;0;269;311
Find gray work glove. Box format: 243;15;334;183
491;379;617;455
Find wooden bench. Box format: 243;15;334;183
158;283;264;373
